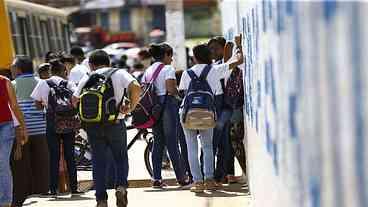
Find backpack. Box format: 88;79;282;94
79;68;123;125
131;63;164;129
223;67;244;109
47;80;79;134
181;65;217;130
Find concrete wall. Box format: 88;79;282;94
220;1;368;207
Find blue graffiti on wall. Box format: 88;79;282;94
262;1;267;32
323;1;337;22
277;1;285;33
286;1;293;15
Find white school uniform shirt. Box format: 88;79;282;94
68;63;91;85
30;76;76;107
179;63;230;96
213;59;232;95
141;62;176;96
73;67;136;119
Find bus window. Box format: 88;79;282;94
48;19;58;51
8;12;19;54
55;19;63;51
25;16;35;58
40;20;50;52
18;17;30;56
31;15;42;59
34;16;43;53
12;15;26;55
62;24;70;52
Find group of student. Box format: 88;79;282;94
0;47;91;207
0;33;246;207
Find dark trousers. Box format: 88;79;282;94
46;122;78;192
213;95;234;181
85;121;128;201
152;96;185;181
11;135;49;206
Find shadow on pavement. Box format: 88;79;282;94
195;190;246;198
143;187;188;193
47;195;95;202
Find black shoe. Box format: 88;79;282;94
40;191;57;198
116;186;128;207
71;190;84;196
152;180;168;189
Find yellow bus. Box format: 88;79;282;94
0;0;70;77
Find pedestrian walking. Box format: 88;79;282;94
178;35;244;193
73;50;141;207
31;60;81;196
141;43;190;188
10;56;50;207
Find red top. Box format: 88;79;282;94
0;78;13;123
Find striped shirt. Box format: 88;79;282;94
18;100;46;135
13;74;46;136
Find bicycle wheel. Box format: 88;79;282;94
144;138;154;177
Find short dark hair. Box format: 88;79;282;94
208;36;226;47
193;44;212;65
148;43;165;61
49;59;66;75
13;55;34;74
60;54;75;64
161;43;173;57
89;50;110;68
138;49;151;59
70;46;85;60
45;51;57;63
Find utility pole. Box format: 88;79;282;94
165;0;187;70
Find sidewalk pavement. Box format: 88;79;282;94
23;184;250;207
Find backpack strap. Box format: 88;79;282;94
46;80;57;89
59;80;68;88
145;63;165;84
102;68;120;82
199;64;211;80
187;69;198;80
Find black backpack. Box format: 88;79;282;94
79;68;123;125
47;80;79;133
131;64;164;129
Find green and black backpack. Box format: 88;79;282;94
79;68;123;125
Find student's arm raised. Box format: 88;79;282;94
226;34;244;69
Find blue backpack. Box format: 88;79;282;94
182;65;217;130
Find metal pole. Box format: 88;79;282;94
165;0;187;70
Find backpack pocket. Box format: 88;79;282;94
79;91;103;123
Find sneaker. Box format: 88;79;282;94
227;175;239;184
96;200;108;207
178;179;192;190
71;190;84;196
116;186;128;207
190;181;205;193
152;180;168;189
205;179;219;191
